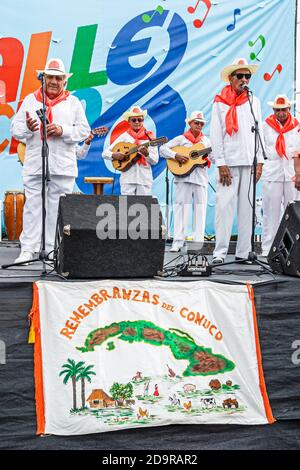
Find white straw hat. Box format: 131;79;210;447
185;110;207;125
122;106;147;121
267;94;295;109
221;58;258;83
37;58;73;78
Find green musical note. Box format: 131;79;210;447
142;6;164;24
248;35;266;61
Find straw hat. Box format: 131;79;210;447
267;94;295;109
36;58;73;78
221;58;258;83
185;111;207;125
122;106;147;121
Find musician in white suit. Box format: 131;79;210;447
262;95;299;256
210;58;264;264
102;106;159;195
160;111;211;252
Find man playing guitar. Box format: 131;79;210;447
102;106;159;195
160;111;212;252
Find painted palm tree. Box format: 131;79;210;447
77;364;96;408
59;359;85;410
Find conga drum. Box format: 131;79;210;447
4;191;25;241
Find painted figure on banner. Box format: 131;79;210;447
153;384;160;397
262;95;299;256
11;58;90;264
210;58;264;264
160;111;212;252
102;106;159;195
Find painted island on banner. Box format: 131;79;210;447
31;280;275;435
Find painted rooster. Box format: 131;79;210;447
183;400;192;412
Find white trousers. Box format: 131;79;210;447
173;182;207;243
121;184;152;196
262;181;297;255
214;166;253;259
20;175;75;253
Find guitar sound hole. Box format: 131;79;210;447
190;152;198;160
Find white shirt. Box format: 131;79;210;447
11;93;90;177
210;94;264;167
102;131;159;186
76;142;90;160
160;134;211;187
262;120;299;182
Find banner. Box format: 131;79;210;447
31;280;274;435
0;0;296;235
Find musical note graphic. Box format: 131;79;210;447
264;64;283;81
142;5;164;24
226;8;241;32
248;35;266;61
187;0;212;29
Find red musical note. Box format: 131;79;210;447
264;64;283;81
187;0;212;29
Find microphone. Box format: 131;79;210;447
37;72;44;81
241;84;251;93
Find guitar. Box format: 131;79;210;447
17;126;109;165
112;137;168;172
167;143;212;177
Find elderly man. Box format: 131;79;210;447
160;111;211;252
102;106;158;195
262;95;299;256
11;58;90;264
210;58;264;264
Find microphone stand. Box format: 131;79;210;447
2;73;53;277
165;165;172;242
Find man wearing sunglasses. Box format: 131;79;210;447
210;58;264;264
160;111;211;252
102;106;158;195
262;95;299;256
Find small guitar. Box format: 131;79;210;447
17;126;109;165
112;137;168;172
167;143;212;177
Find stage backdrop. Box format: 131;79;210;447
31;280;274;435
0;0;296;235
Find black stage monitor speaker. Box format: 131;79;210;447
55;194;166;279
267;201;300;277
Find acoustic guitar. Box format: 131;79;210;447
17;126;109;165
112;137;168;172
167;142;212;177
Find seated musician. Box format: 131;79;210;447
160;111;212;252
102;106;159;195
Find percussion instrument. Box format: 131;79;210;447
4;191;25;240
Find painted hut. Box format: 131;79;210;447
86;389;116;409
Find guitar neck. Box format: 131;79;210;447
128;138;165;155
192;146;212;157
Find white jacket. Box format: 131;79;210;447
11;93;90;177
210;95;264;167
262;120;300;182
102;131;159;186
160;134;211;187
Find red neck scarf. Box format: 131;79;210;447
183;129;203;144
34;87;70;123
265;113;299;159
127;127;154;166
183;130;211;168
214;85;248;136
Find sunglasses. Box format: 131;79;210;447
233;73;252;80
130;118;144;123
